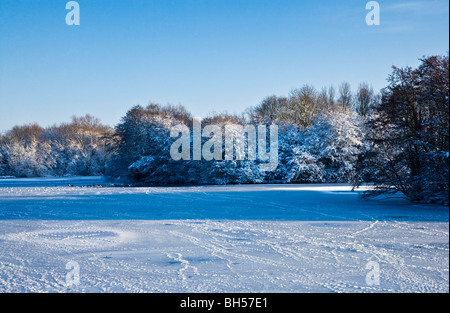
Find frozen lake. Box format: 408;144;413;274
0;177;448;292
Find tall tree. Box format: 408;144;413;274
355;55;449;204
338;82;353;110
354;82;379;116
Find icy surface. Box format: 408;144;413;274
0;177;448;293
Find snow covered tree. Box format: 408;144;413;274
0;116;113;178
305;111;364;183
201;113;264;184
42;115;114;176
106;103;196;184
355;55;449;204
0;124;54;177
265;124;323;183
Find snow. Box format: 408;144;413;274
0;176;106;187
0;177;448;293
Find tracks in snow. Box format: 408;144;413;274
0;220;448;292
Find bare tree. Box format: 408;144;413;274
354;82;377;116
249;95;288;124
328;85;336;109
288;85;318;128
316;87;330;112
338;82;352;110
4;124;43;147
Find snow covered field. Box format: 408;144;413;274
0;177;448;293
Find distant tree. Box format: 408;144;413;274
0;124;51;177
5;124;43;147
264;124;323;184
317;87;330;112
248;95;288;124
287;85;318;128
0;116;113;178
44;115;114;176
306;111;364;183
202;112;264;184
353;82;380;117
338;82;353;111
328;85;336;109
106;103;195;184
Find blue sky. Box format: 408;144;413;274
0;0;448;131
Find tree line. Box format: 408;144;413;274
0;115;115;178
0;55;448;204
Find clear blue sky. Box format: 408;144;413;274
0;0;448;132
